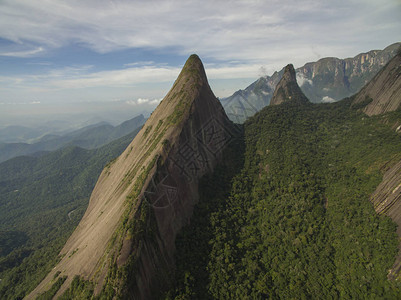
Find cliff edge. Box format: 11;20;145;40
27;54;238;299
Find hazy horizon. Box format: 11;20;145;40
1;0;400;128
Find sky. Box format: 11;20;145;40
0;0;400;127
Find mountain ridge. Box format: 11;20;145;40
27;54;237;299
0;114;145;163
0;127;143;299
222;42;400;122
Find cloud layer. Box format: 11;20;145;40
0;0;400;105
1;0;400;64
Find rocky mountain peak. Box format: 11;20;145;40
283;63;297;81
171;54;208;94
270;63;309;106
221;42;400;123
27;54;238;299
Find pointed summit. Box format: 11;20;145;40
27;54;237;299
180;54;208;82
270;64;309;106
165;54;208;102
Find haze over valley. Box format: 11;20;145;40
0;1;401;299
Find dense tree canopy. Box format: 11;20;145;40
167;99;401;299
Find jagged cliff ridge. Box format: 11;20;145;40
352;50;401;116
27;55;238;299
270;64;309;106
221;42;400;122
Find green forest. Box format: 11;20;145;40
0;128;140;300
166;98;401;299
2;96;401;299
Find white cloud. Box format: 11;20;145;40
126;98;161;106
322;96;336;103
0;46;44;57
0;0;400;105
0;62;264;91
296;72;313;86
0;0;399;66
123;61;155;67
49;66;180;89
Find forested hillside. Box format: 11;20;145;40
0;115;145;163
0;127;141;299
167;98;401;299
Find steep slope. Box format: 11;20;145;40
222;42;400;122
352;51;401;116
270;64;309;106
0;127;142;300
220;72;282;123
371;160;401;279
167;99;401;298
27;55;237;299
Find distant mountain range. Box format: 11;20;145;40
221;42;400;123
0;120;75;144
0;128;142;299
26;50;401;299
0;114;145;163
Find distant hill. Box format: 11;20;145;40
0;114;145;163
0;126;142;299
222;42;400;123
0;125;44;144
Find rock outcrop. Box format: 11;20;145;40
27;55;238;299
352;51;401;116
221;42;400;122
270;64;309;106
371;160;401;279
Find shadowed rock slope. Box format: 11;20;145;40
270;64;309;106
372;160;401;279
353;50;401;116
26;55;237;299
359;50;401;279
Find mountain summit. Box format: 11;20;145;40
27;55;237;299
270;64;309;106
221;42;400;122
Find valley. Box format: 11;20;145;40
0;47;400;299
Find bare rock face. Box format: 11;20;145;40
353;50;401;116
270;64;309;106
371;160;401;279
222;42;400;123
27;55;238;299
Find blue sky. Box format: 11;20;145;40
0;0;400;126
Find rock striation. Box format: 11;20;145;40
371;160;401;279
27;55;238;299
352;50;401;116
221;42;400;122
270;64;309;106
